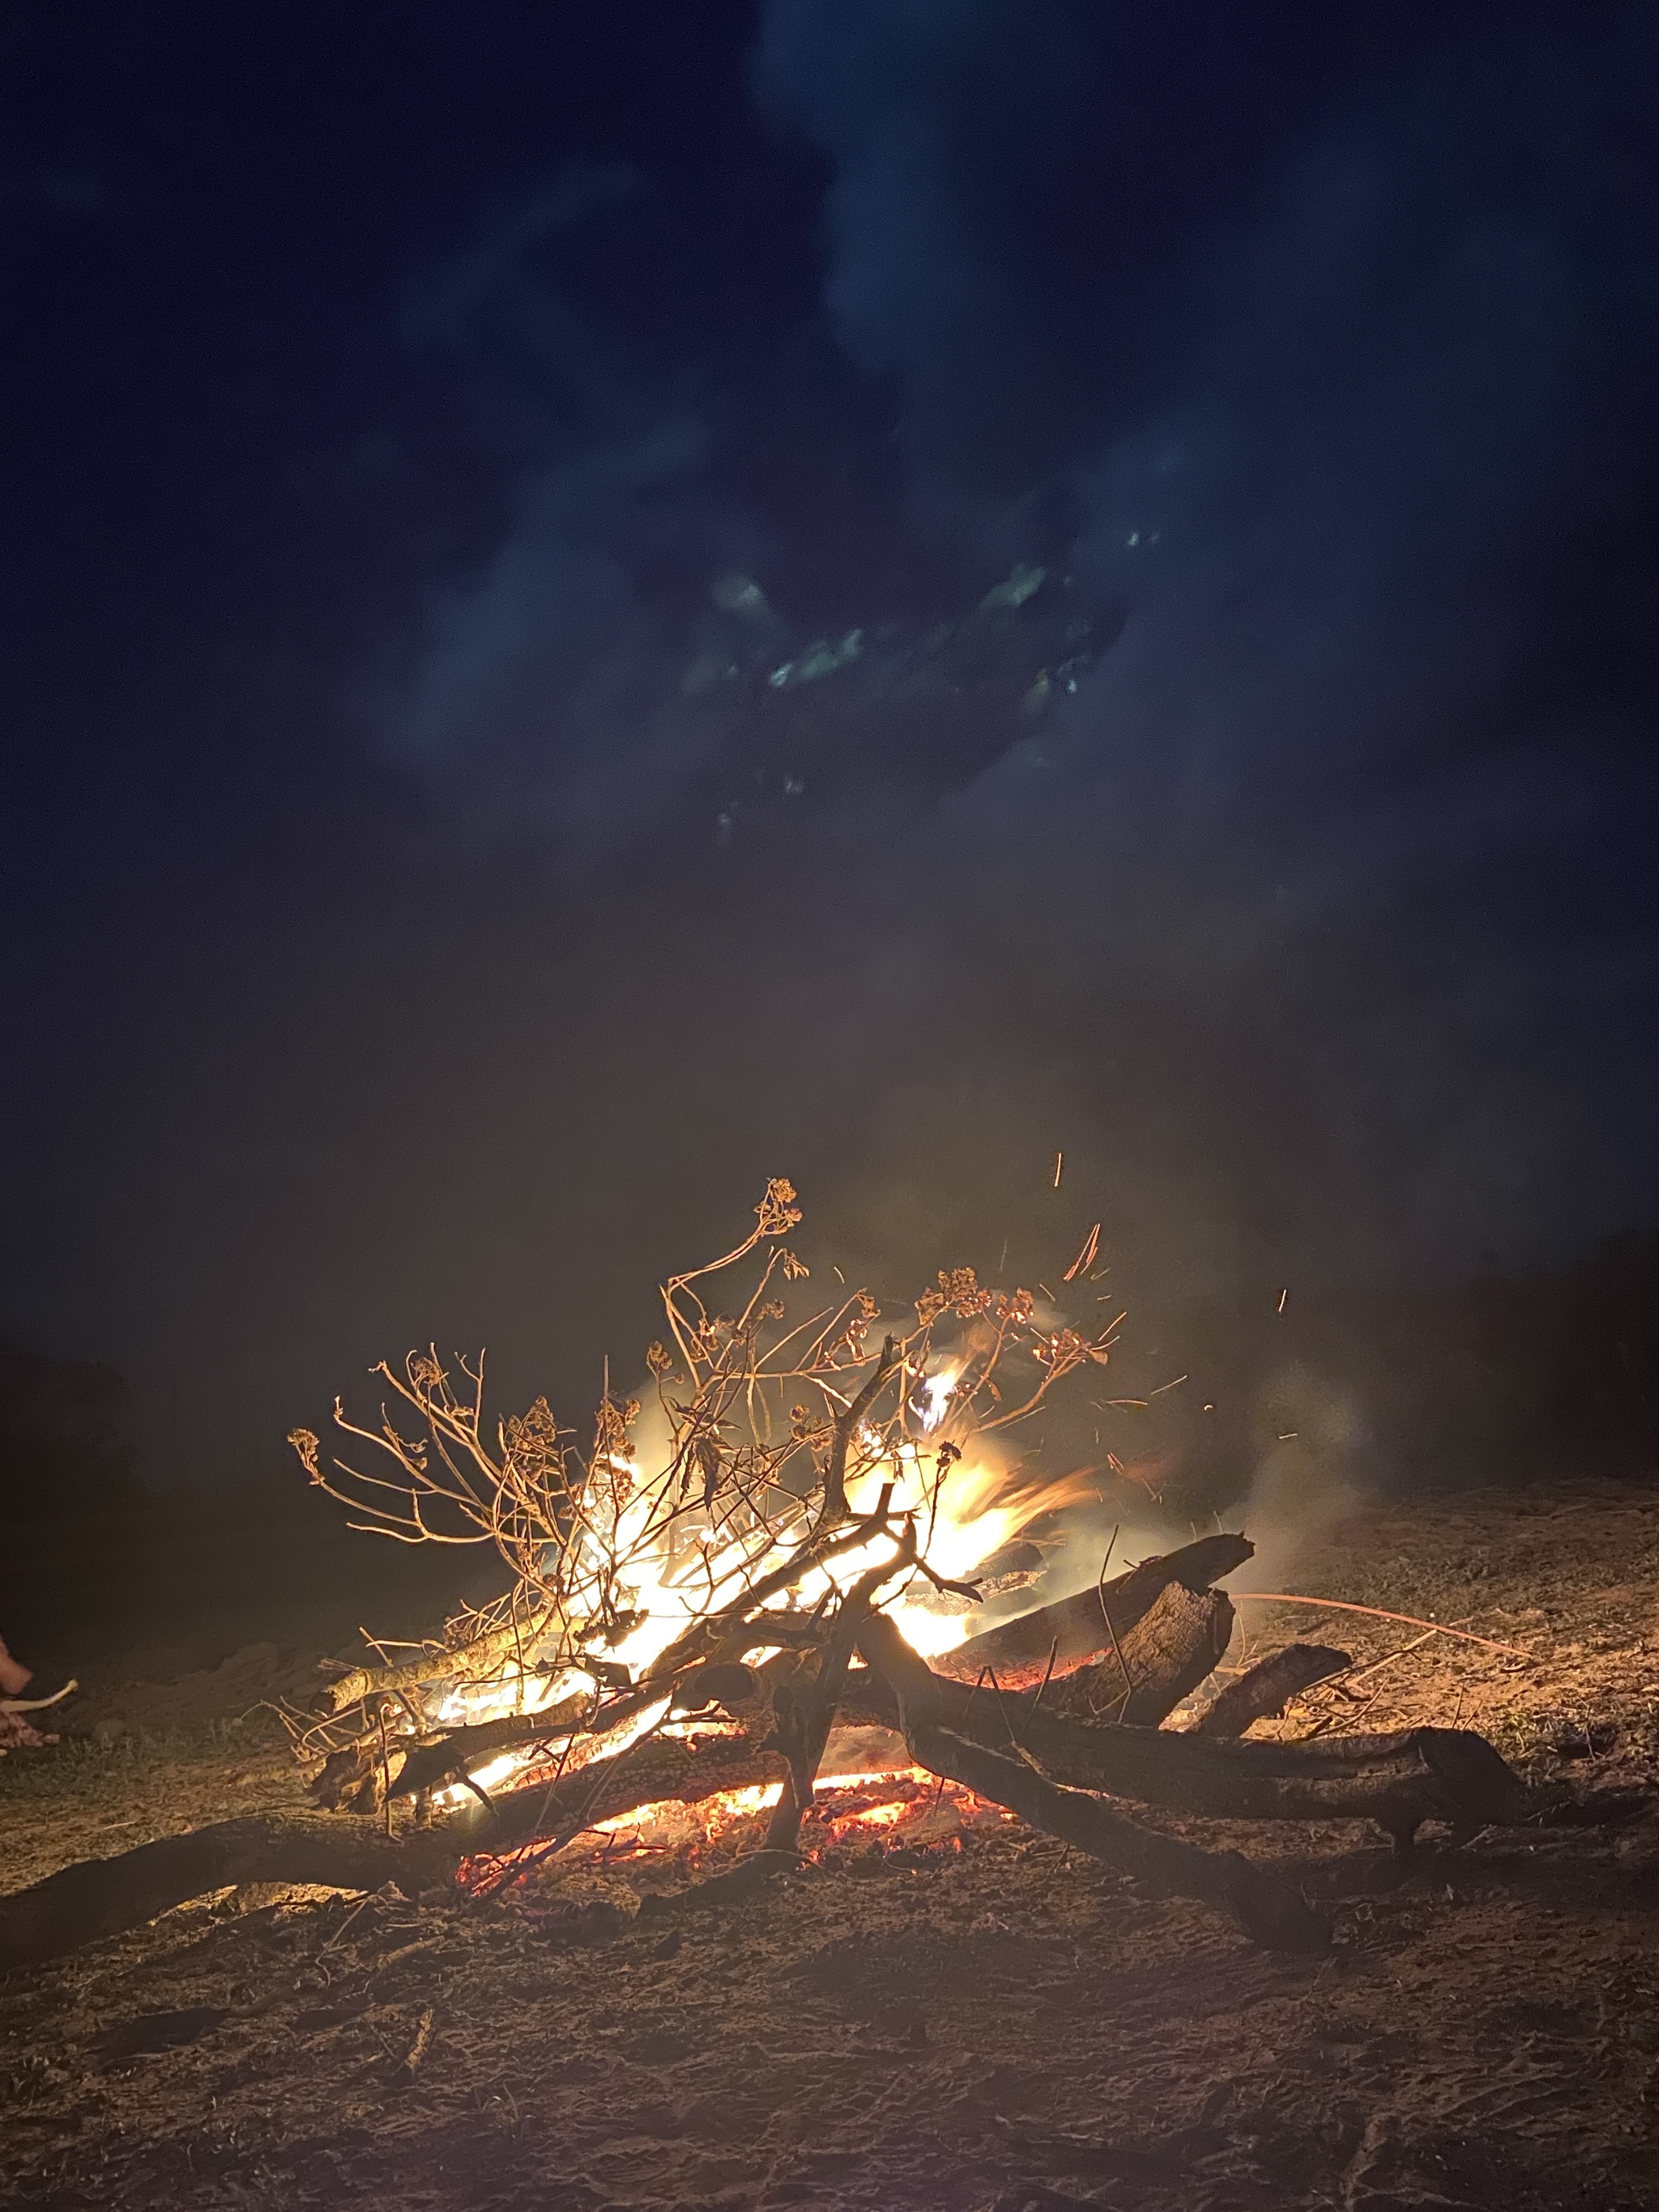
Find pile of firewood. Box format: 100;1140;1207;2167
0;1189;1626;1972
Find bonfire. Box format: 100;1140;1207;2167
285;1178;1128;1856
0;1183;1623;1975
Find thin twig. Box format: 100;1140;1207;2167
377;1706;394;1838
1230;1595;1534;1660
1095;1528;1133;1717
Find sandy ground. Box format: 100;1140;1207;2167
3;1480;1659;2211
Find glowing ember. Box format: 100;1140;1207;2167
555;1766;1016;1869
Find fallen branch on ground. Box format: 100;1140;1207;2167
938;1534;1252;1690
846;1619;1531;1849
0;1817;452;1975
858;1614;1330;1953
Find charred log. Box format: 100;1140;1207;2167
0;1734;791;1973
848;1617;1529;1848
861;1617;1328;1953
937;1532;1252;1690
1196;1644;1351;1737
1051;1583;1235;1726
458;1735;787;1853
0;1816;454;1975
912;1719;1329;1950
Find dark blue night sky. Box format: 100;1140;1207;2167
5;2;1659;1470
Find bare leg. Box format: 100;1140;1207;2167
0;1636;32;1698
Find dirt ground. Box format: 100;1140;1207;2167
4;1479;1659;2211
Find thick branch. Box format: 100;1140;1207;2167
1052;1583;1235;1726
0;1738;789;1974
761;1536;911;1852
820;1335;899;1524
0;1817;454;1975
385;1694;596;1801
938;1532;1252;1690
451;1735;787;1856
914;1719;1328;1951
851;1616;1529;1848
1196;1644;1351;1737
859;1619;1327;1952
321;1606;557;1718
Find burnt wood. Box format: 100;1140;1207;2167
936;1532;1252;1690
846;1617;1529;1847
860;1618;1328;1952
1051;1583;1236;1727
0;1737;787;1972
1196;1644;1352;1737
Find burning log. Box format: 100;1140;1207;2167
472;1735;787;1848
382;1694;597;1804
0;1736;790;1973
318;1607;559;1721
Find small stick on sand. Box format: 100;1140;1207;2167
1230;1596;1533;1660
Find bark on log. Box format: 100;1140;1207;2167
0;1817;456;1975
847;1618;1529;1847
913;1719;1329;1951
1052;1583;1235;1727
0;1736;790;1974
456;1735;787;1853
0;1687;1624;1974
1196;1645;1350;1738
861;1621;1328;1952
384;1698;591;1802
937;1532;1252;1690
321;1606;558;1716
